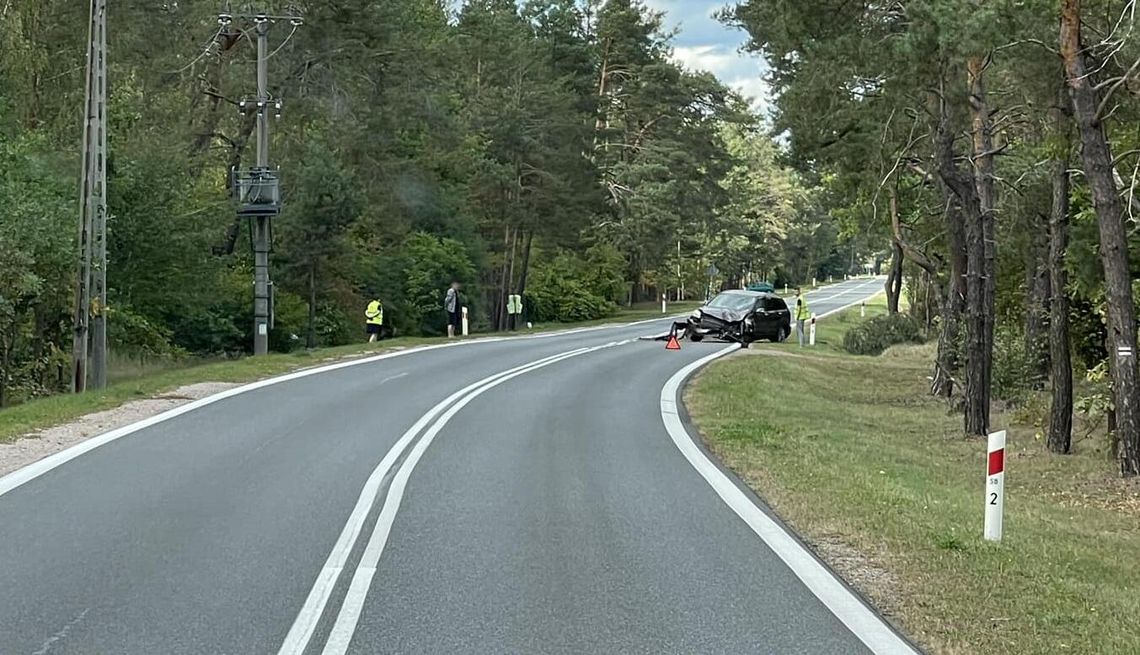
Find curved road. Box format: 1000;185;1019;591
0;278;915;654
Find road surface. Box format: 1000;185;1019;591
0;277;915;654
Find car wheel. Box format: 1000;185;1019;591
739;324;752;348
773;326;788;343
690;334;704;342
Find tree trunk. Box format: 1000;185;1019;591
964;55;996;436
1062;0;1140;475
886;187;904;313
931;80;969;400
495;224;511;331
506;227;518;330
516;231;533;296
1025;211;1052;389
306;264;317;350
1047;115;1073;454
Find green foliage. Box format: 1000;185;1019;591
842;313;923;356
526;246;627;323
0;0;849;403
991;326;1035;402
395;233;477;336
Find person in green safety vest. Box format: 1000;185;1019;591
365;299;384;343
794;287;810;347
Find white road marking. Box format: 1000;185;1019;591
658;296;917;655
32;607;89;655
0;319;662;500
811;278;884;307
275;346;593;655
376;372;409;385
319;341;623;655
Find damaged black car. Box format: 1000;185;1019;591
678;290;791;346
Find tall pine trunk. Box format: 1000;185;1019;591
964;55;997;436
1061;0;1140;475
1025;210;1052;389
886;187;903;313
306;264;317;350
1047;99;1073;454
931;86;969;399
517;230;534;301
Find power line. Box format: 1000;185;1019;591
168;26;224;74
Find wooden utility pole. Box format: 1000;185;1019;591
72;0;108;392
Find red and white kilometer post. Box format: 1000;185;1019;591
984;430;1006;542
808;315;816;346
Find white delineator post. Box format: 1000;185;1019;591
461;306;469;337
984;430;1006;542
861;301;866;318
661;293;667;314
808;315;816;346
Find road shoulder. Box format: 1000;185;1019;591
685;306;1140;655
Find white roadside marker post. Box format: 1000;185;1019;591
461;306;469;337
809;315;816;346
661;293;667;314
812;277;817;288
784;284;788;295
984;430;1006;542
861;301;866;318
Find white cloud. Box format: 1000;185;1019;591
671;44;773;115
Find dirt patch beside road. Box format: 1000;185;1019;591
0;382;239;479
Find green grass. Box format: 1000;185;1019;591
687;303;1139;655
0;303;685;444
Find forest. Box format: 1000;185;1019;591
0;0;859;407
7;0;1138;480
727;0;1140;475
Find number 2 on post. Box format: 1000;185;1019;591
989;492;998;506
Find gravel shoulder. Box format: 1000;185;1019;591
0;382;240;479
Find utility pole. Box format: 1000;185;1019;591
229;9;301;355
72;0;108;392
252;14;272;356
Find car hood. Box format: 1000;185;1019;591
697;307;746;322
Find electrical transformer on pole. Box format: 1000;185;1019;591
227;9;303;355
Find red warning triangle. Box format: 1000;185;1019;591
665;334;681;350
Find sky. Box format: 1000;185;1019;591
641;0;772;114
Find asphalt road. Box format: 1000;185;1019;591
0;277;913;655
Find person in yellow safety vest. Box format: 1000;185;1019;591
794;287;810;347
365;299;384;343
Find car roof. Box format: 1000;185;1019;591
712;289;784;300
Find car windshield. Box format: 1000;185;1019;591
706;293;755;311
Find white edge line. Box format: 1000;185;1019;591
0;317;669;500
0;342;448;498
320;342;620;655
659;319;917;654
815;288;886;321
275;346;591;655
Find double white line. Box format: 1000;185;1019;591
278;340;628;655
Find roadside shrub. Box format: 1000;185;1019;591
991;326;1037;402
842;313;922;356
525;247;622;322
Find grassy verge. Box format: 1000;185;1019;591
0;303;681;445
687;304;1139;654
